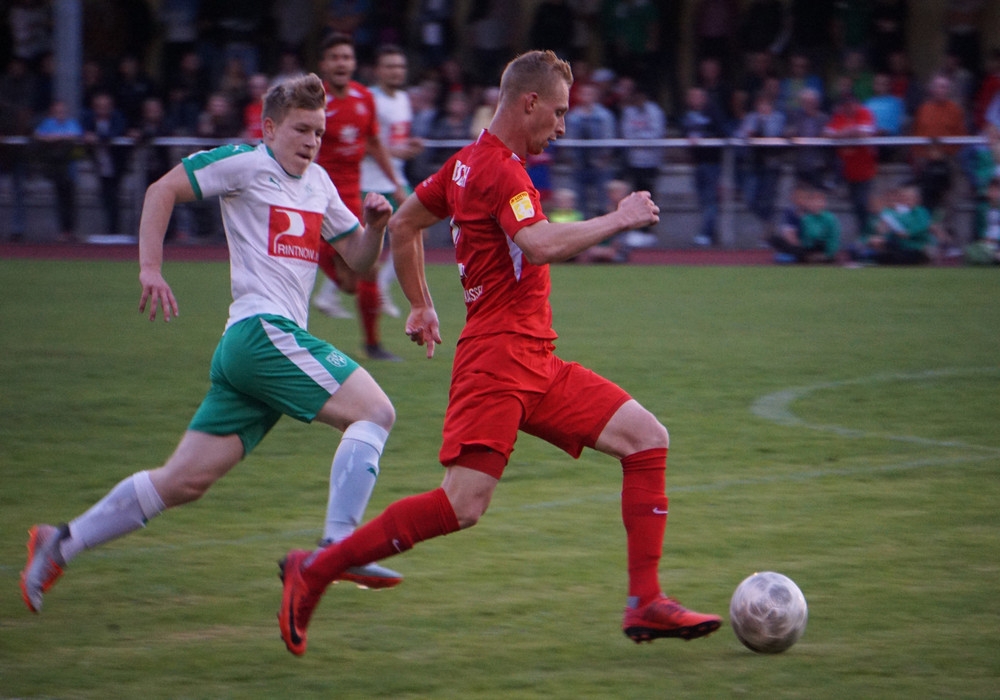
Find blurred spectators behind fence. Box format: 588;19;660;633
0;133;989;249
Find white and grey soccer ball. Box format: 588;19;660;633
729;571;808;653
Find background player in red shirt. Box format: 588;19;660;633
278;50;721;656
825;85;879;238
314;33;409;360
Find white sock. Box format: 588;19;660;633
316;277;340;300
377;254;397;295
60;471;166;563
322;421;389;543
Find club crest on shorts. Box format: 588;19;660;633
325;350;349;367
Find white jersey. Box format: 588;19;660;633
182;142;360;331
360;85;413;193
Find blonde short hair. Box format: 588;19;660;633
498;50;573;104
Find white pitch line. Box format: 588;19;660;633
750;366;1000;453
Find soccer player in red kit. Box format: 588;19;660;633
314;33;409;360
278;50;721;656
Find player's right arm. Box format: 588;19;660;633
389;193;443;358
333;191;393;273
138;164;197;322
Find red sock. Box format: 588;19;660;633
356;280;380;347
303;488;460;590
621;448;668;606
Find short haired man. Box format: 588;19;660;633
313;33;407;359
360;44;425;319
277;51;721;656
22;74;403;616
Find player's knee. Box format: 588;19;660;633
649;418;669;450
367;397;396;432
152;454;235;508
451;498;488;529
601;403;669;456
441;463;498;529
176;479;213;505
153;470;213;507
625;404;668;450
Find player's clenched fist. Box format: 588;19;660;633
617;191;660;230
362;191;393;230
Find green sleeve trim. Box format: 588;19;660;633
325;222;361;244
182;159;203;200
182;144;256;201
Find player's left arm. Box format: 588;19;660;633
514;191;660;265
367;132;409;204
333;191;393;274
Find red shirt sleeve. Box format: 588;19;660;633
414;157;453;220
485;158;548;241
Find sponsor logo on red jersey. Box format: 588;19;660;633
452;160;470;187
268;206;322;262
338;124;360;144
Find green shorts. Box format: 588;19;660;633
188;314;359;455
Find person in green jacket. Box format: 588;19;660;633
964;176;1000;264
770;183;841;263
868;183;935;265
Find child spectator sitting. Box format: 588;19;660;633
857;183;935;265
548;187;584;224
964;176;1000;264
769;183;841;263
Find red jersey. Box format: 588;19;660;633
316;80;379;217
825;105;877;183
416;130;554;342
243;102;263;142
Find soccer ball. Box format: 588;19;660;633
729;571;808;653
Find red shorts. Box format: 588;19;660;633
439;334;631;478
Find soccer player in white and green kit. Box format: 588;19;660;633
360;44;426;319
21;73;404;615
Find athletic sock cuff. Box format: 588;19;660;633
135;470;166;520
342;421;390;456
621;447;668;472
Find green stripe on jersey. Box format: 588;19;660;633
327;222;360;243
183;143;256;200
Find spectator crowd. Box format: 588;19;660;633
2;0;1000;264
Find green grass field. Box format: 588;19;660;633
2;259;999;698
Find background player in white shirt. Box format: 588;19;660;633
21;74;404;615
360;45;426;318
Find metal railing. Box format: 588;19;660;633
0;134;989;246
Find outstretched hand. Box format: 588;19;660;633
617;191;660;230
138;268;179;322
405;306;443;359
